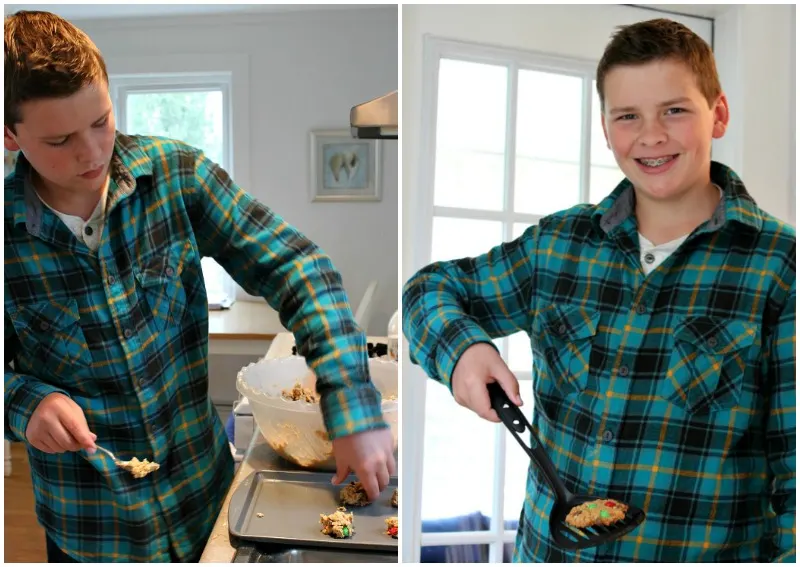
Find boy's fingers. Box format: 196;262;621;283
331;461;350;486
470;383;502;422
60;412;96;450
49;423;80;452
493;364;523;406
376;463;390;494
358;472;380;502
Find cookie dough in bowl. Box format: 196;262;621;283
236;355;398;471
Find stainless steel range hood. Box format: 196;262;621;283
350;90;397;139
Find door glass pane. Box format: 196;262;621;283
434;59;507;211
590;80;625;204
431;217;503;263
422;381;495;529
515;70;582;215
503;383;536;524
507;331;532;372
125;89;224;167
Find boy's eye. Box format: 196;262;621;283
94;116;109;128
665;107;686;115
617;113;637;121
46;138;69;147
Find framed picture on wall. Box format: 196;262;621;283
309;129;382;202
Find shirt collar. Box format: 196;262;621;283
591;160;764;236
10;131;155;231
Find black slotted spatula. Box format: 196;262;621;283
487;382;645;550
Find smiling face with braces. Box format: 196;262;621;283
599;58;729;204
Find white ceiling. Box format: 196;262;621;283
636;4;733;19
3;4;365;21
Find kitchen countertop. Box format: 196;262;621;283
208;301;285;341
199;332;391;563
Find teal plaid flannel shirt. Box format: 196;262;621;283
4;132;387;561
403;162;795;562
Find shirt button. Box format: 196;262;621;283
707;336;718;348
107;275;116;285
165;266;175;277
636;303;647;315
602;430;614;442
39;322;50;331
643;252;655;264
84;226;94;236
618;365;630;377
124;328;133;339
558;324;567;335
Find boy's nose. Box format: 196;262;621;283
637;120;668;146
74;133;104;164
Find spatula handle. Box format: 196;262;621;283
487;382;570;503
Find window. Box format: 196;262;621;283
415;39;624;563
110;73;237;308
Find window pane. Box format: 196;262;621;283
590;80;625;203
589;165;625;205
512;223;532;240
431;217;503;263
434;59;507;211
514;70;582;215
503;384;536;524
507;331;532;372
126;90;224;167
435;149;505;212
422;381;495;528
515;158;580;215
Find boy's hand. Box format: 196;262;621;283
331;428;396;501
25;393;98;454
452;343;523;422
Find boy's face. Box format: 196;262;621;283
4;81;116;195
601;58;728;203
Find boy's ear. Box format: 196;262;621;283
711;94;730;139
4;126;21;152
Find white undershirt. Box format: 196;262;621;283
32;172;109;252
637;184;723;276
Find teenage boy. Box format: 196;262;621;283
403;18;794;563
5;10;395;562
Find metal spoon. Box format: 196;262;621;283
93;444;160;478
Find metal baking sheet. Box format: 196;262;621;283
228;470;398;552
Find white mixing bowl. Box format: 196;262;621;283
236;355;398;471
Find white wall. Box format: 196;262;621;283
73;7;398;335
713;5;795;226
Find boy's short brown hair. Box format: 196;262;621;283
596;18;722;112
4;10;108;132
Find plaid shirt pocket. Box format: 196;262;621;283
134;241;194;330
7;298;91;369
538;304;601;395
662;316;758;414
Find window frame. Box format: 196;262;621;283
408;35;620;563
